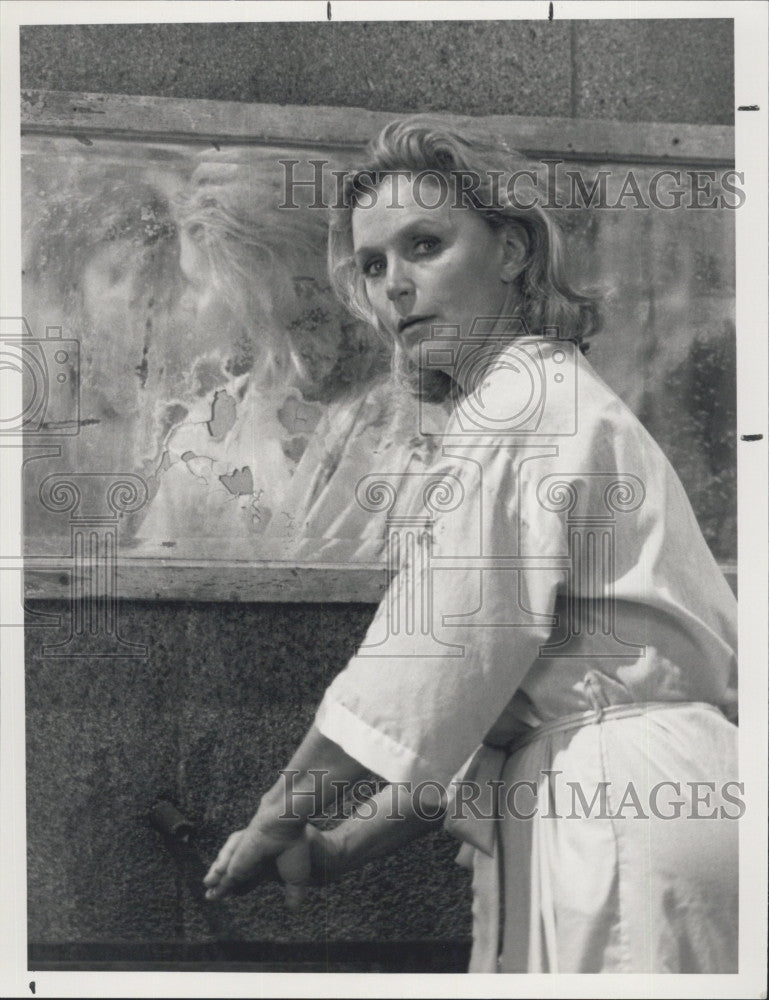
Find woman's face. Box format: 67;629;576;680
351;173;514;366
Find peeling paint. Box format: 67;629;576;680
206;390;237;438
277;395;322;435
219;466;254;496
281;436;308;465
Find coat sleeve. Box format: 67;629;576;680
314;441;570;788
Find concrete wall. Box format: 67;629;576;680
26;601;471;969
21;19;733;124
21;17;734;970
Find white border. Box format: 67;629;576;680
1;2;767;998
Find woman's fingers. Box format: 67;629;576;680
305;823;345;884
203;830;244;889
203;820;302;901
282;883;309;912
203;819;345;906
275;837;311;912
205;827;270;900
204;826;268;900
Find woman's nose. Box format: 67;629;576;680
385;261;414;303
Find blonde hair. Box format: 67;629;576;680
328;115;600;395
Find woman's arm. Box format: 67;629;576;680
204;725;445;901
309;780;445;876
204;723;368;900
248;781;444;909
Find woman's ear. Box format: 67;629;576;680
499;224;528;284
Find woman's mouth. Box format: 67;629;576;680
397;315;438;339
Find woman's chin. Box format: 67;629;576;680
404;344;424;366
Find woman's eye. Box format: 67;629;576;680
414;237;440;255
362;258;386;278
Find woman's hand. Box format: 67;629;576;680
273;824;348;910
203;812;303;901
203;821;346;907
204;724;367;902
204;779;442;906
274;782;445;911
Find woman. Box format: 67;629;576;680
204;118;739;973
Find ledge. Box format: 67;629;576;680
21;556;737;604
20;89;734;166
22;557;388;604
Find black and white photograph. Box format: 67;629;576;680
0;2;766;996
